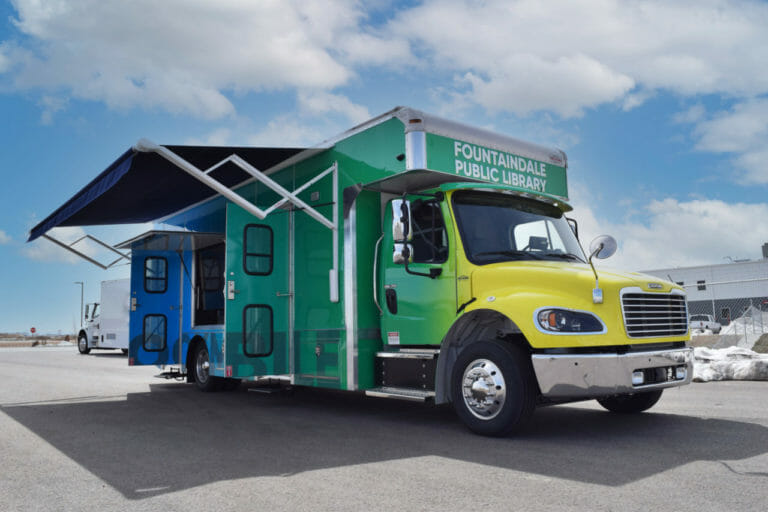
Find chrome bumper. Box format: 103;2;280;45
531;347;693;399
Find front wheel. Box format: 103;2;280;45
451;340;536;436
77;334;90;355
192;344;220;392
597;390;663;413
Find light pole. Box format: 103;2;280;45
74;281;83;328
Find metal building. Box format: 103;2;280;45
643;252;768;328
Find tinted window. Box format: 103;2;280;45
144;257;167;293
244;225;273;275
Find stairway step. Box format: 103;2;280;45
365;386;435;402
376;348;439;359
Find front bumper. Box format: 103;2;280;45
531;347;693;399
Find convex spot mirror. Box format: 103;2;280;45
588;235;617;260
393;243;414;264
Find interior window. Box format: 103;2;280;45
512;219;567;252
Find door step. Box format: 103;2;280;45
376;348;439;359
365;386;435;402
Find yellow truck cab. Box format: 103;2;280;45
29;107;692;436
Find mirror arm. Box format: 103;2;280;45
401;246;442;279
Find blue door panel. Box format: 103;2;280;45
128;251;182;366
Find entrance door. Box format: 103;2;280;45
128;251;182;365
224;203;290;378
379;197;456;346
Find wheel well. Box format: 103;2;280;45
436;309;531;404
186;336;206;383
78;330;87;339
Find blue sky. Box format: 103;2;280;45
2;0;768;333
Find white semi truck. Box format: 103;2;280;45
77;279;130;354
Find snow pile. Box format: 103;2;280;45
693;346;768;382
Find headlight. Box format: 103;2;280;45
536;308;605;333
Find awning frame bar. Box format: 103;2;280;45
133;139;340;302
41;233;131;270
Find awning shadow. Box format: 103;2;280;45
2;383;766;499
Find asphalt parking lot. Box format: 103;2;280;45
1;346;766;512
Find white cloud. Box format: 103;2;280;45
389;0;768;116
0;229;11;244
4;0;768;123
37;95;68;124
184;128;234;147
571;193;768;270
462;54;634;117
247;115;327;147
679;98;768;184
297;91;370;123
2;0;391;118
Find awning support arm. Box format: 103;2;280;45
41;234;131;270
134;139;340;302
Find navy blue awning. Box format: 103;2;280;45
28;145;305;242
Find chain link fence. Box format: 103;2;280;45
683;278;768;351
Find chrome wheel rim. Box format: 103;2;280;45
196;347;210;384
461;358;506;420
78;336;86;352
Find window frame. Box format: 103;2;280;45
142;314;167;352
144;257;168;294
242;304;273;358
243;224;274;276
407;199;449;264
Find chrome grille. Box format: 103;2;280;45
621;292;688;338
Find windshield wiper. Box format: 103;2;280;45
541;252;586;263
473;250;545;260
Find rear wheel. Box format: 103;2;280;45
597;390;663;413
77;334;90;355
451;340;536;436
192;343;220;392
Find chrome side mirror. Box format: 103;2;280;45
588;235;618;260
392;199;412;243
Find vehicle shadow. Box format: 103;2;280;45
2;383;766;499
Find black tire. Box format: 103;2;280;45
121;349;128;355
451;340;536;436
77;334;91;355
597;390;663;413
192;343;221;392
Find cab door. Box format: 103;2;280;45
379;197;456;346
224;203;290;378
128;251;182;365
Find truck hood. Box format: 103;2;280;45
467;261;687;348
470;260;681;310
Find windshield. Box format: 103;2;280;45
452;190;586;265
